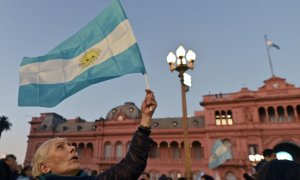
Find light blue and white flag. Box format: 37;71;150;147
208;139;232;169
19;0;146;107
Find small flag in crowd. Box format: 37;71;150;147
208;139;232;169
19;0;146;107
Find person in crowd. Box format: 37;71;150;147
201;174;214;180
31;89;157;180
243;172;255;180
158;174;167;180
256;159;300;180
255;148;277;173
90;170;97;176
0;154;19;180
17;165;33;180
82;167;93;175
139;172;150;180
159;174;171;180
16;164;23;174
178;177;186;180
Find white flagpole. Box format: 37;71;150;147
264;34;275;77
144;73;150;90
144;73;152;111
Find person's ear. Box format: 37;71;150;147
39;163;51;174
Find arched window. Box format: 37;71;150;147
180;142;185;159
149;142;159;158
268;107;276;122
287;106;295;121
160;142;168;160
191;141;202;160
77;143;85;157
216;110;234;126
248;144;258;155
258;107;266;122
221;111;227;125
227;110;233;125
215;111;221;125
104;142;112;160
277;106;285;122
170;141;180;159
115;142;123;160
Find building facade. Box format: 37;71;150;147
24;76;300;180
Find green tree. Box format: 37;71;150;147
0;116;12;139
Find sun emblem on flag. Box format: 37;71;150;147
79;48;101;69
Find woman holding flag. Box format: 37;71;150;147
31;89;157;180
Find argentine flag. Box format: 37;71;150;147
208;139;232;169
18;0;146;107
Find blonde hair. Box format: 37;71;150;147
32;137;67;177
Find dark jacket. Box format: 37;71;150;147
0;159;18;180
255;159;267;173
38;128;152;180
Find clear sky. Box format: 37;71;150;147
1;0;300;164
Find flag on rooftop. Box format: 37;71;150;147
18;0;146;107
266;39;280;49
208;139;232;169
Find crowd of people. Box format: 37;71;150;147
1;91;300;180
0;154;33;179
0;152;216;180
243;148;300;180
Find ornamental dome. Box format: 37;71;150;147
106;102;141;121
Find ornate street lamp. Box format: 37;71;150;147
249;154;264;166
167;45;196;180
